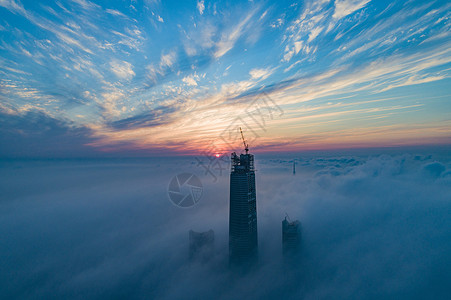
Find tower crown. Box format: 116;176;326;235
231;152;254;173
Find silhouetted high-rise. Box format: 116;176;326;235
282;216;301;256
189;229;214;262
229;133;258;265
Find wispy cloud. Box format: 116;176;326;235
333;0;371;20
197;0;205;15
69;0;100;11
180;21;217;56
282;0;329;62
159;51;176;68
145;50;177;83
110;60;135;81
249;68;273;80
214;7;258;58
0;0;27;16
105;8;127;18
101;89;125;117
182;74;198;86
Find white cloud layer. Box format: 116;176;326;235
0;150;450;298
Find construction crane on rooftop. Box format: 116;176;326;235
239;127;249;154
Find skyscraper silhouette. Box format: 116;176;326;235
282;216;301;257
189;229;215;262
229;149;258;265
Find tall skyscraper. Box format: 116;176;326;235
282;216;301;256
229;129;258;265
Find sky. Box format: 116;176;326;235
0;0;450;157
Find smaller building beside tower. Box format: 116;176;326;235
189;229;215;262
282;216;301;256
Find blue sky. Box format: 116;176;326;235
0;0;450;156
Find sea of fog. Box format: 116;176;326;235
1;148;450;299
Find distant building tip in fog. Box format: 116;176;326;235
282;215;301;256
189;229;214;262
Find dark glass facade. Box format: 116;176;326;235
229;152;258;265
282;217;301;256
